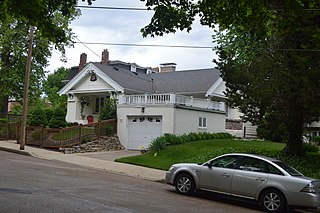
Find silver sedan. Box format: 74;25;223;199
166;153;320;212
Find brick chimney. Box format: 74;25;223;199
101;49;109;64
160;63;176;72
79;53;87;71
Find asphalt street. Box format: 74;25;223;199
0;151;265;213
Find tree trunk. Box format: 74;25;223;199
0;96;8;114
282;102;304;156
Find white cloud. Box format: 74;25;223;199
47;1;217;74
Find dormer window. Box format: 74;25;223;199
131;65;136;72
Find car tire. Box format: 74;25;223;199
174;173;195;195
260;189;286;213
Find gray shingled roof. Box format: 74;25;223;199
150;68;221;94
88;62;221;95
93;62;154;94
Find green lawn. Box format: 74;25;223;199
51;127;96;141
116;139;320;178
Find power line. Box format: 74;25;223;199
74;37;101;59
74;41;213;49
73;41;320;52
76;5;149;11
75;5;320;11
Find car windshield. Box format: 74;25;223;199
273;161;303;176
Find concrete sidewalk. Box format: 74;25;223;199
0;140;166;182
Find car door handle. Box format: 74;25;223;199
256;177;266;182
222;173;230;177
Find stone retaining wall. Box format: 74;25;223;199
59;134;124;154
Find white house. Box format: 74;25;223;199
59;49;249;149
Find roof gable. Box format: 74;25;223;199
58;63;124;95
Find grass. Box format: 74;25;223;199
51;127;96;141
116;139;320;179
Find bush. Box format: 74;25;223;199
28;106;47;127
148;132;234;152
313;136;320;143
105;125;113;135
98;98;117;121
302;143;319;153
45;108;54;126
148;136;169;152
0;118;8;123
48;107;67;128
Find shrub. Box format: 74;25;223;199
0;118;8;123
105;125;113;135
148;136;169;152
313;136;320;143
187;132;197;141
98;98;117;121
48;107;67;128
28;106;47;127
302;143;319;153
81;136;92;143
45;108;54;126
163;134;182;145
149;132;234;152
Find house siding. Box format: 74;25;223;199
74;75;113;91
174;108;226;135
117;104;226;149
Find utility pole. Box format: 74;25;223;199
20;26;35;150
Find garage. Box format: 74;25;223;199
127;116;162;150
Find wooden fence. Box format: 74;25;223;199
0;119;117;149
0;113;23;123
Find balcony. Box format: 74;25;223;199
118;93;225;112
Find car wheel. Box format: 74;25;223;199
174;173;195;195
260;189;286;213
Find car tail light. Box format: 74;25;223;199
301;182;316;193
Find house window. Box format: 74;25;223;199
95;96;109;113
199;117;207;128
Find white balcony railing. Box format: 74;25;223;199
118;93;225;112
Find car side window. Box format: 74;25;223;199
238;157;267;173
267;164;284;175
211;156;238;169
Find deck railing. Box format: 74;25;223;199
119;93;225;112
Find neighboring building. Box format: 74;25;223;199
59;49;250;149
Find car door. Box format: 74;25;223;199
231;156;269;199
199;155;238;194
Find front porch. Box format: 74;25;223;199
118;93;226;112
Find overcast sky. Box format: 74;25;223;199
47;0;217;73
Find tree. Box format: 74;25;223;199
0;0;93;45
48;107;67;128
43;67;69;109
0;3;79;113
139;0;320;156
98;98;117;121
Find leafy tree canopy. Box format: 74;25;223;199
0;0;93;44
140;0;319;38
43;67;69;109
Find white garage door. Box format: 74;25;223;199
128;116;162;150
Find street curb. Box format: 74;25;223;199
0;146;31;156
0;145;167;183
